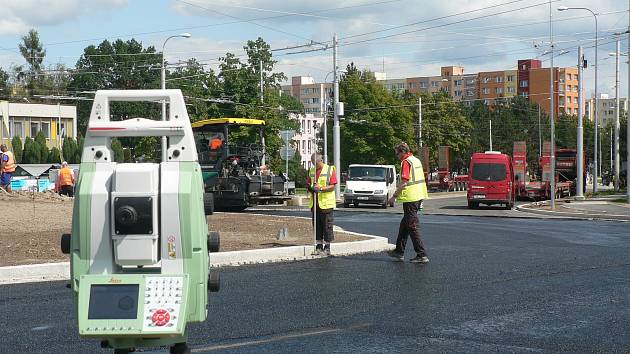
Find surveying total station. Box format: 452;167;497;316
60;89;220;354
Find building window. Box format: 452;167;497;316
483;77;491;83
30;121;40;137
41;122;51;139
467;90;474;97
420;82;427;88
496;76;503;83
455;90;462;96
507;87;515;93
454;80;462;86
567;96;572;104
482;88;490;94
573;86;578;92
496;87;504;94
520;80;528;88
431;81;438;87
521;64;527;70
468;79;475;85
10;121;24;139
507;75;515;82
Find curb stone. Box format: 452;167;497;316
515;202;630;222
0;215;394;285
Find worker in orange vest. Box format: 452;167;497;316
0;144;16;192
58;161;75;197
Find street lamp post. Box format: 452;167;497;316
558;6;598;193
609;41;621;191
161;33;191;161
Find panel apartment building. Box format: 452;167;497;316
283;59;580;117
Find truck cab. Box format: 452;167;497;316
467;151;515;209
343;164;397;208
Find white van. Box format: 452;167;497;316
343;164;397;208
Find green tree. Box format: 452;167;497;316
34;131;49;164
62;137;79;164
69;39;161;134
22;137;41;163
18;29;46;90
111;138;124;162
134;136;160;162
11;136;22;163
0;67;9;95
48;147;61;163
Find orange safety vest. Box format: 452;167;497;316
2;151;15;173
59;167;74;186
210;138;223;150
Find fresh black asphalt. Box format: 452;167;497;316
2;212;629;353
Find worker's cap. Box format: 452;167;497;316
62;161;68;166
0;144;6;150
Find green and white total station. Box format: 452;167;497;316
61;89;220;354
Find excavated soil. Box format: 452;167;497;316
0;193;365;266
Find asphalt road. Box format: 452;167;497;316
2;212;629;353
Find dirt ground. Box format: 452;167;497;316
0;192;365;267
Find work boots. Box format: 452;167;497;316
312;244;324;256
323;244;331;256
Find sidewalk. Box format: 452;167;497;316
516;194;630;221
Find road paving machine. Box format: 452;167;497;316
60;89;220;354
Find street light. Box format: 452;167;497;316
322;70;346;165
161;33;191;161
558;6;599;193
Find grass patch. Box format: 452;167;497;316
611;198;628;204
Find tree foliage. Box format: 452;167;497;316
18;29;46;90
11;136;23;163
22;137;40;163
34;131;49;164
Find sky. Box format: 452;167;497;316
0;0;628;98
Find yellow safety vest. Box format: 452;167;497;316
397;155;429;203
308;164;337;209
2;151;15;173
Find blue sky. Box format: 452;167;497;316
0;0;628;97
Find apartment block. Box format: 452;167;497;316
586;94;629;126
528;66;579;117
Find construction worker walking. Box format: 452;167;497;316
58;161;75;197
307;152;337;255
387;142;430;263
0;144;16;193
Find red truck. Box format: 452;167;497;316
467;151;516;209
422;146;468;192
514;141;579;200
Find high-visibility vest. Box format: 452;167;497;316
59;167;74;186
2;151;15;173
397;155;429;203
210;138;223;150
308;163;336;209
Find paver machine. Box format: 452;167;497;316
61;89;220;354
192;118;293;212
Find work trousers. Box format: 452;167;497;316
312;205;334;243
395;201;427;256
60;185;74;197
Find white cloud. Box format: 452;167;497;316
0;0;129;35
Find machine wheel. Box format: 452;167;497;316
353;202;359;207
204;193;215;215
60;233;71;254
208;231;220;253
467;201;478;209
343;202;350;208
170;342;191;354
208;272;220;292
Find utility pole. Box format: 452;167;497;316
418;96;422;148
323;95;328;164
549;0;556;210
614;39;620;191
489;119;493;151
576;45;585;199
538;104;542;157
627;0;630;204
332;34;341;198
259;60;264;104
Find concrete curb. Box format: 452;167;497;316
515;202;630;222
0;262;70;285
0;215;394;284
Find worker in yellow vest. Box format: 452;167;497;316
0;144;16;192
58;161;76;197
387;142;430;263
307;153;337;255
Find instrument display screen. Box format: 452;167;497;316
88;284;139;319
